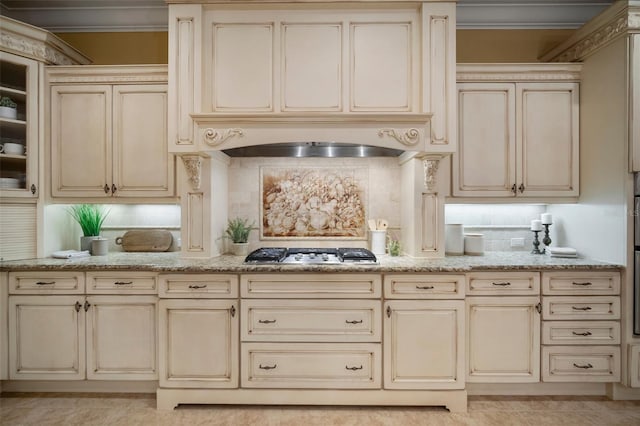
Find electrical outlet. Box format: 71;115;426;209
510;237;525;248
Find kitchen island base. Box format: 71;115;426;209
156;389;468;413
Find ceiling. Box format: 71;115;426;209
0;0;615;32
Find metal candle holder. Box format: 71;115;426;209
542;223;552;248
531;230;544;254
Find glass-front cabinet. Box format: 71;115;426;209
0;52;38;197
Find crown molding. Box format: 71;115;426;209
457;63;583;82
0;0;614;32
45;64;168;83
541;1;640;62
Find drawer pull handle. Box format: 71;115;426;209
346;320;363;324
36;281;55;285
114;281;133;285
572;306;592;311
258;319;276;324
572;281;593;286
345;365;363;371
572;331;593;336
573;363;593;369
416;285;434;290
259;364;277;370
188;284;207;289
492;282;511;286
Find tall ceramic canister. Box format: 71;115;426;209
445;224;464;255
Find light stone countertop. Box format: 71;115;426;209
0;251;623;273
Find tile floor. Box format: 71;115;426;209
1;393;640;425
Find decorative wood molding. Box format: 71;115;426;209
422;157;441;192
46;66;168;83
457;64;582;82
202;128;245;147
377;128;421;146
0;16;91;65
180;155;203;190
541;4;640;62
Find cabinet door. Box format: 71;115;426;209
112;84;174;197
0;52;39;198
8;295;85;380
467;296;540;383
517;82;579;197
631;34;640;172
159;299;239;388
453;83;516;197
51;85;112;197
384;300;464;389
86;296;157;380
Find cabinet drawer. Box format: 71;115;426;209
86;272;157;294
542;297;620;320
241;274;381;298
9;271;85;294
242;300;381;342
542;271;620;295
542;346;620;382
384;274;464;299
241;343;381;389
158;274;238;298
542;321;620;345
466;272;539;295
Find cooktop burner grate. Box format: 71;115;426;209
244;247;377;264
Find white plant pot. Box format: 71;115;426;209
229;242;250;256
0;106;17;120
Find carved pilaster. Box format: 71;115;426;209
422;156;441;192
181;155;202;190
203;128;244;147
377;128;421;146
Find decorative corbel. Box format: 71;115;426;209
181;155;202;190
421;156;441;192
377;128;421;146
203;128;244;146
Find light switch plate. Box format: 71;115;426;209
510;237;525;248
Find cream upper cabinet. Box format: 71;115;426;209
384;300;464;389
454;64;580;199
631;34;640;172
467;296;541;383
48;66;173;199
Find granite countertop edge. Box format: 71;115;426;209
0;252;624;273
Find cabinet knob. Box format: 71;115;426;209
111;184;117;194
511;184;517;194
114;281;133;286
36;281;55;286
104;184;110;194
84;300;91;312
30;184;36;195
518;183;525;193
231;305;236;317
535;302;542;314
492;282;511;286
258;319;276;324
572;331;592;336
74;301;82;312
386;305;391;318
572;306;592;311
572;282;593;286
415;285;434;290
188;284;207;289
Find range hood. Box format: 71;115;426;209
222;142;404;158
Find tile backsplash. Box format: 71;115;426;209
445;204;547;251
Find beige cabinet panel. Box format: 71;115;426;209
212;23;273;111
9;271;85;294
50;84;112;197
630;344;640;387
542;346;620;382
9;295;85;380
159;299;238;388
241;342;381;389
86;296;157;380
383;274;465;299
453;83;516;197
113;85;173;197
242;299;381;343
282;23;342;111
241;274;381;298
467;296;540;383
631;35;640;171
384;300;464;389
541;271;620;296
86;271;157;294
542;321;620;345
466;271;540;296
542;296;620;321
518;83;579;197
158;274;239;298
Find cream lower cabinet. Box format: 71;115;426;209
48;66;173;199
454;65;580;198
8;295;157;381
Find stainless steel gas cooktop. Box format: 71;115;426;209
244;247;378;265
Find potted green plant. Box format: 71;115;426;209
68;204;109;252
0;96;17;120
224;217;254;256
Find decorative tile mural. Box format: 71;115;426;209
260;167;367;239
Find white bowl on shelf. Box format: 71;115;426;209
0;106;17;120
0;142;25;155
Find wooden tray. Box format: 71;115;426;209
115;230;173;252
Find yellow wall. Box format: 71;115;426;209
55;29;575;65
55;32;168;65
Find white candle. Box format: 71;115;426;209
531;219;542;231
541;213;553;225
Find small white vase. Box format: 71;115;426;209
230;242;250;256
80;236;100;252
